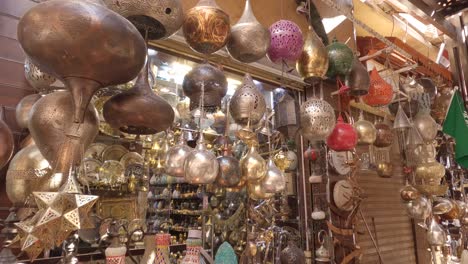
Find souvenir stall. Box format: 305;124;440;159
0;0;466;263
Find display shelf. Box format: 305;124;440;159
148;209;203;216
148;195;201;201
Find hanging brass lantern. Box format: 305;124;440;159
216;145;241;188
353;112;376;145
325;38;354;79
0;114;14;170
103;61;174;134
413;111;438;143
183;63;228;110
165;133;193;178
414;160;447;196
240;143;266;183
182;0;230;54
184;133;219;184
296;26;329;84
227;0;270;63
229;74;266;126
262;158;286;193
300;98;336;142
17;0;146;123
28;91;99;174
345;58;370;96
103;0;184;40
24;58;56;94
427;218;446;246
373;122;394;148
15;94;41;129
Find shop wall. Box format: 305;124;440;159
0;0;36;217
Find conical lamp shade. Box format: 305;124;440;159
393;105;411;130
406;125;424;146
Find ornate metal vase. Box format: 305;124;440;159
227;0;270;63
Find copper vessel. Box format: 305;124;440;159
183;63;227;110
345;59;370;96
0;110;14;170
182;0;230;54
103;0;184;40
28;91;99;174
24;58;56;94
15;94;41;129
227;0;270;63
229;74;266;126
17;0;146;123
296;26;329;84
103;61;174;134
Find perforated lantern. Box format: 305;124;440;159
362;68;393;106
325;39;354;79
326;115;357;151
229;74;266;126
300;98;336;142
267;20;304;64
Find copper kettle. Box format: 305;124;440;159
17;0;146;123
103;60;175;135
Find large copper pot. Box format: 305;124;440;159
29;91;99;174
15;94;41;129
229;74;266;126
103;61;174;135
103;0;184;40
182;0;230;54
296;26;329;84
17;0;146;123
5;142;62;206
0;110;14;170
24;58;57;94
326;38;354;78
345;59;370;96
227;0;270;63
182;63;227;110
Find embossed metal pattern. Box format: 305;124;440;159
15;94;42;129
267;20;304;64
182;0;230;54
300;98;336;142
229;74;266;126
103;0;184;40
24;58;56;94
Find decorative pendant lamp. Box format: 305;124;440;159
17;0;146;124
184;133;219;185
427;218;447;246
353;111;376;145
183;63;228;111
240;143;267;183
15;94;41;129
414;160;447;196
229;74;266;126
393;105;412;130
262;158;286;193
28;90;99;174
300;97;336;142
326;115;357;151
400;184;420;202
325;38;354;79
103;60;175;134
413;112;438;143
388;100;419;118
165;133;193;178
373;121;394;148
182;0;230;54
248;178;274;200
24;58;56;94
267;20;304;64
296;26;329;84
103;0;184;40
345;58;370;96
0;109;14;170
227;0;270;63
362;68;393;107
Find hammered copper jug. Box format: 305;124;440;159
229;74;266;126
227;0;270;63
345;58;370;96
103;0;184;40
103;60;175;134
15;94;41;129
182;63;227;110
182;0;230;54
296;26;329;84
29;91;99;174
17;0;146;123
0;108;14;170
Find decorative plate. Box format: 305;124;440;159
120;151;144;168
84;143;108;161
125;163;145;179
101;144;129;161
329;150;352;175
99;160;125;185
333;180;355;211
78;158;102;185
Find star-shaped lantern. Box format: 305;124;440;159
14;173;99;261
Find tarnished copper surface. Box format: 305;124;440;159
15;94;41;129
373;122;393;148
182;0;230;54
103;61;175;135
103;0;184;40
17;0;146;123
29;91;99;174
